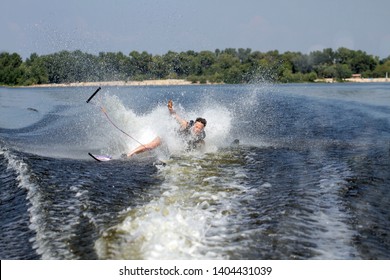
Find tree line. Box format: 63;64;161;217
1;48;389;86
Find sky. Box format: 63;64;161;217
1;0;389;59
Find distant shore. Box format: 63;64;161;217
24;79;194;88
17;77;390;88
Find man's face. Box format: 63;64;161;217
192;121;205;135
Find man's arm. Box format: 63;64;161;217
168;100;188;128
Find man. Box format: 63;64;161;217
123;100;207;157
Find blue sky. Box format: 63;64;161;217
1;0;389;58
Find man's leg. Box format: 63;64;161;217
126;136;161;157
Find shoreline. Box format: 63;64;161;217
315;77;389;83
11;77;390;88
23;79;195;88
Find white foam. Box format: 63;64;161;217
309;162;360;259
1;146;90;259
95;152;251;259
1;148;59;259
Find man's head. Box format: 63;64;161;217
196;118;207;127
193;117;207;134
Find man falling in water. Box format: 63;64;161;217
123;100;207;157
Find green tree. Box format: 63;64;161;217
309;48;335;65
335;47;353;65
217;53;240;70
129;51;153;78
223;65;242;84
372;60;390;78
237;48;252;63
22;53;49;85
0;47;387;86
150;55;169;79
162;51;195;78
292;53;312;73
97;52;130;81
0;52;24;85
349;50;377;74
197;51;216;74
335;64;352;80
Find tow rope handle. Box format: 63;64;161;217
86;87;101;103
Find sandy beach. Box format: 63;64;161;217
315;77;389;83
344;77;389;83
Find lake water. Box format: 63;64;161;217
1;83;389;259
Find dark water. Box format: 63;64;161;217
1;83;389;259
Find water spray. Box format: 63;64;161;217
86;87;146;148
